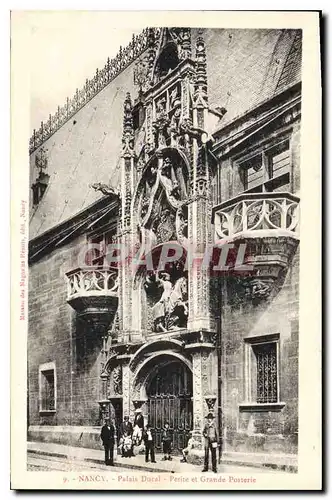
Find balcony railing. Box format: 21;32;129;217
66;267;118;301
213;192;300;240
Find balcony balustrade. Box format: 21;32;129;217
213;192;299;241
212;193;300;298
65;267;118;332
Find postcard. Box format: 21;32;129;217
11;10;321;490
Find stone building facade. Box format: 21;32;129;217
28;27;301;465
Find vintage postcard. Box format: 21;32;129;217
11;10;322;490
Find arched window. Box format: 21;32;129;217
155;43;179;81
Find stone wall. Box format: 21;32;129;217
28;234;105;429
220;250;299;455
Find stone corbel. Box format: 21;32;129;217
98;399;111;423
205;395;217;413
242;277;275;303
132;399;146;411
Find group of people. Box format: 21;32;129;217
100;411;219;473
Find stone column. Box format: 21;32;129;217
189;346;218;457
187;33;215;332
122;362;131;418
191;351;204;448
118;93;136;339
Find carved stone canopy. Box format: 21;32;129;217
205;396;217;411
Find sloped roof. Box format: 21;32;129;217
29;28;302;241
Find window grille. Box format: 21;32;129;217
252;342;278;404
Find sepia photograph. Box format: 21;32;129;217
10;10;321;490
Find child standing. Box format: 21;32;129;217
121;432;133;458
161;422;173;461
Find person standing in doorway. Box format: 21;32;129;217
120;416;133;439
133;409;144;446
100;418;115;466
143;423;156;463
202;413;218;473
119;416;133;457
161;421;173;461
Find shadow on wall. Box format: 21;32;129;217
74;316;104;374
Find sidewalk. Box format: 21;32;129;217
27;441;297;473
27;441;198;473
220;451;297;473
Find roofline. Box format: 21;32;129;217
29;193;120;264
29;28;155;155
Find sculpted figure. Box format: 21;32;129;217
144;271;188;332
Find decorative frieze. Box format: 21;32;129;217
29;28;154;154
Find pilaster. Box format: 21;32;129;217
187;33;215;332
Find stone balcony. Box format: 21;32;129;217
65;267;118;332
212;192;300;294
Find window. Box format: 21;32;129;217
133;103;145;132
86;231;116;268
39;362;56;412
252;342;278;403
243;334;283;409
239;139;291;193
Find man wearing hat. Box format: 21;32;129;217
133;408;144;430
202;413;218;473
133;409;144;446
100;418;115;466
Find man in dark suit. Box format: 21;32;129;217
202;413;219;473
119;415;133;438
100;419;115;466
133;409;144;430
142;423;156;463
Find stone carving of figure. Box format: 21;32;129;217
144;272;188;332
159;157;180;200
169;86;181;110
170;107;181;147
153;97;170;148
156;97;167;120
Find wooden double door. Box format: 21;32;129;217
147;361;193;453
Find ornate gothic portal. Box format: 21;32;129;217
134;147;190;333
147;360;192;452
99;29;220;456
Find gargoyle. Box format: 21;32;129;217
90;183;120;197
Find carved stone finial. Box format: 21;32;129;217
35;146;48;174
180;28;192;60
194;33;208;107
122;93;134;158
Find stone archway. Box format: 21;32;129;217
131;352;193;453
